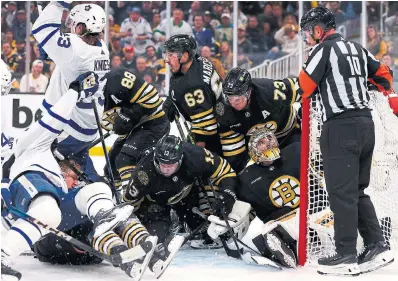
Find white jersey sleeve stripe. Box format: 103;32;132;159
37;28;60;48
31;23;61;35
48;108;68;124
38;120;62;135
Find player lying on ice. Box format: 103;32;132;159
0;72;180;281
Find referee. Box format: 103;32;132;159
298;7;397;276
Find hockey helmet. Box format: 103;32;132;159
222;68;252;97
163;34;197;61
248;128;280;164
154;135;183;177
300;7;336;42
66;4;106;34
1;60;12;96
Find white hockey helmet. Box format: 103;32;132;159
1;59;12;96
66;4;106;34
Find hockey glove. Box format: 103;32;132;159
387;92;398;117
212;189;236;219
69;72;99;101
162;96;179;122
113;107;141;135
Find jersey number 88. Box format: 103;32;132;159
121;71;136;89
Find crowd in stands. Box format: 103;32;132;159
2;1;398;95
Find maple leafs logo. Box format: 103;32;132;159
85;5;92;11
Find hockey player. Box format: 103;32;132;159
215;67;301;172
32;2;110;181
208;127;300;269
161;35;223;155
0;72;158;281
123;135;243;249
101;68;170;197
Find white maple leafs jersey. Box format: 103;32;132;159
10;89;81;193
32;2;110;142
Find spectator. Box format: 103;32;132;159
20;60;49;93
237;50;252;70
193;15;215;51
272;3;284;31
237;6;248;27
14;39;26;73
4;1;17;29
154;8;193;43
4;30;16;50
267;24;299;60
108;15;121;40
186;1;202;26
237;24;253;55
122;45;137;70
367;25;387;60
111;54;122;69
215;13;233;43
110;37;124;58
263;21;276;51
12;10;30;43
135;56;151;79
219;41;233;73
31;41;52;77
30;2;39;23
160;1;177;21
120;7;153;56
141;1;154;23
382;54;398;82
246;16;267;53
283;12;298;26
200;45;225;79
385;11;398;35
1;42;20;73
258;2;278;32
204;11;220;34
60;9;70;33
151;13;161;32
326;1;347;25
145;45;158;67
367;2;381;25
212;1;224;20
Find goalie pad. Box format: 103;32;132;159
207;200;251;240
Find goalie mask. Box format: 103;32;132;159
248;128;280;165
154;135;183;177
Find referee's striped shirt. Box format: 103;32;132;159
298;33;393;121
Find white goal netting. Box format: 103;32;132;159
304;91;398;264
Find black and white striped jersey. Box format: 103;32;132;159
298;33;393;121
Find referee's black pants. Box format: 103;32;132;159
320;109;385;255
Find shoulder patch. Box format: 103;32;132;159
138;171;149;185
216;102;224;116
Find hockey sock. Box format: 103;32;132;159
198;185;219;216
92;230;126;255
117;166;135;203
117;216;150;248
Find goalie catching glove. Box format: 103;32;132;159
69;72;99;101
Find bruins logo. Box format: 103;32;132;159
215;102;224;116
269;175;300;208
247;122;277;136
137;171;149;185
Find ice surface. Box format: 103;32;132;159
10;246;398;281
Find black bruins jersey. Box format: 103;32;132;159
215;77;300;172
238;142;300;222
101;68;166;133
123;143;238;208
169;55;222;143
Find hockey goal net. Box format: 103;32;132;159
298;90;398;266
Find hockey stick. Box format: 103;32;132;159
69;131;112;159
92;101;121;204
7;205;151;265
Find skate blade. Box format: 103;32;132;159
359;251;394;274
129;236;158;281
156;235;185;279
317;264;360;277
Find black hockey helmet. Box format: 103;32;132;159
222;67;252;97
300;7;336;43
163;34;197;61
154;135;183;176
